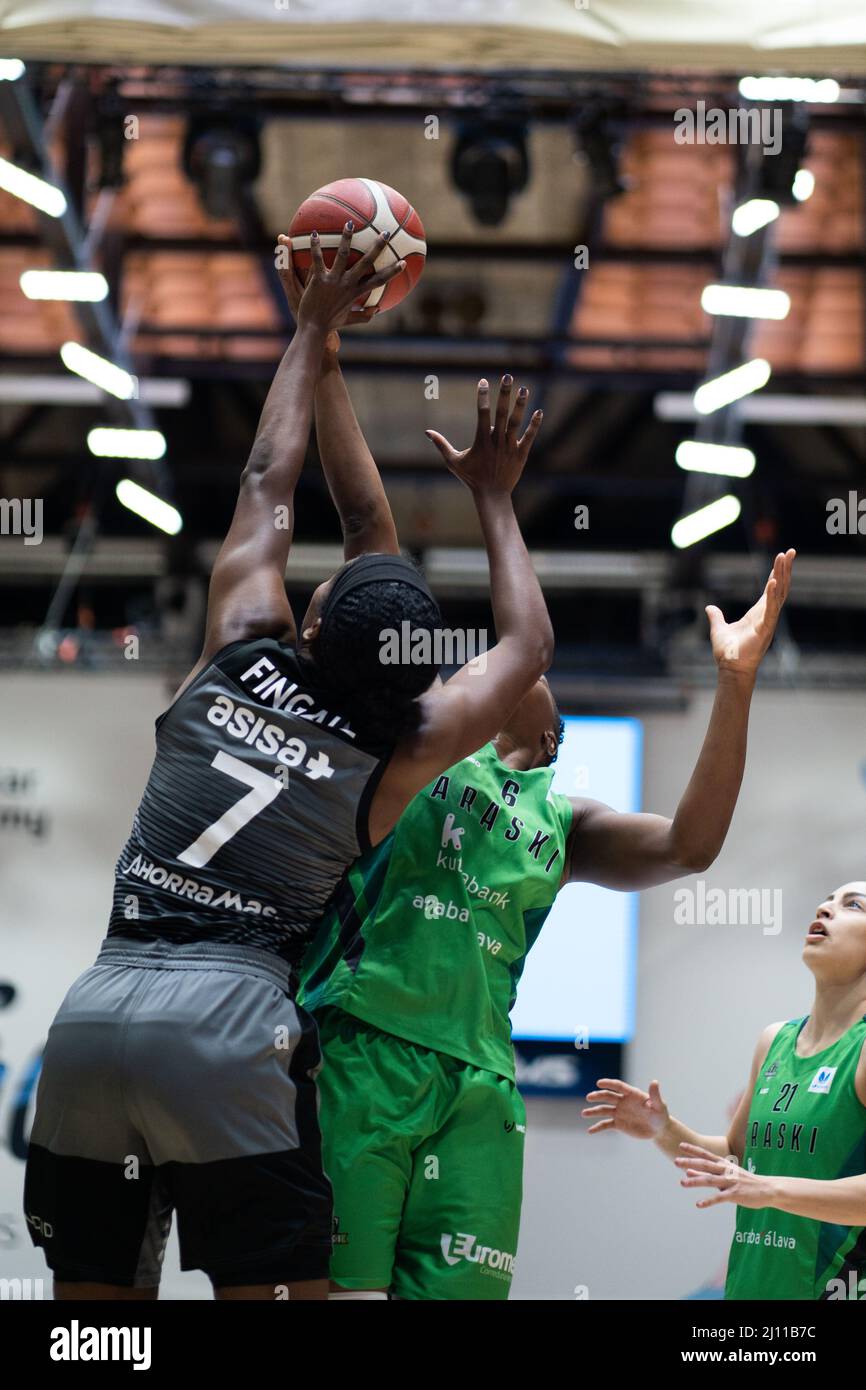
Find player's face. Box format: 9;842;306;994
517;676;559;764
300;577;334;642
802;881;866;980
299;557;362;642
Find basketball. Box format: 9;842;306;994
288;177;426;312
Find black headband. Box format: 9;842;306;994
320;553;437;627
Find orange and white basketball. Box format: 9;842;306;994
288;177;426;313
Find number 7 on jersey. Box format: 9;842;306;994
178;750;283;869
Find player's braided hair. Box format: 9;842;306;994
312;578;442;748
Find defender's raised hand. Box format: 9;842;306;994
425;375;543;494
706;549;796;678
281;223;404;335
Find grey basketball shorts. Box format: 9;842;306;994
23;938;332;1289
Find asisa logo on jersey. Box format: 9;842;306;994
440;1232;515;1278
808;1066;837;1094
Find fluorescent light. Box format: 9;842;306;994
738;77;840;104
792;168;815;202
701;285;790;320
116;479;182;535
0;156;66;217
675;441;756;478
89;428;166;460
21;270;108;302
732;198;780;237
0;59;25;81
61;341;137;400
657;392;866;426
0;375;189;406
672;495;742;549
694;359;771;415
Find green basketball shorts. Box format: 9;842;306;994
315;1006;526;1300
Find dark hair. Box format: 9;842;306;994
551;715;566;764
541;682;566;765
313;578;442;746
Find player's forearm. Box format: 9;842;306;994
665;668;755;872
474;489;553;669
655;1116;732;1163
314;350;399;556
762;1173;866;1226
244;322;328;496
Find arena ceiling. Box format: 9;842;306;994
1;11;865;690
2;0;866;72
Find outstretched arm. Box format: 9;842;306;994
419;376;553;758
371;376;552;838
678;1151;866;1224
564;551;796;890
315;344;399;559
678;1038;866;1221
277;237;399;560
581;1023;784;1165
176;226;403;699
199;323;325;656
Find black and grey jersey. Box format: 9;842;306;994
107;638;395;967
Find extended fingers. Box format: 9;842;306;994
357;258;406;292
506;385;530;439
517;409;543;456
763;549;795;621
493;374;513;437
764;557;784;616
346;228;392;283
275;235;301;295
777;547;796;604
694;1192;729;1209
276;234;298;280
674;1155;724;1174
330;220;355;272
309;229;325;276
680;1171;729;1190
425;429;458;466
678;1142;726;1163
475;378;491;437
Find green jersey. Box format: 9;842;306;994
725;1015;866;1301
299;742;573;1080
